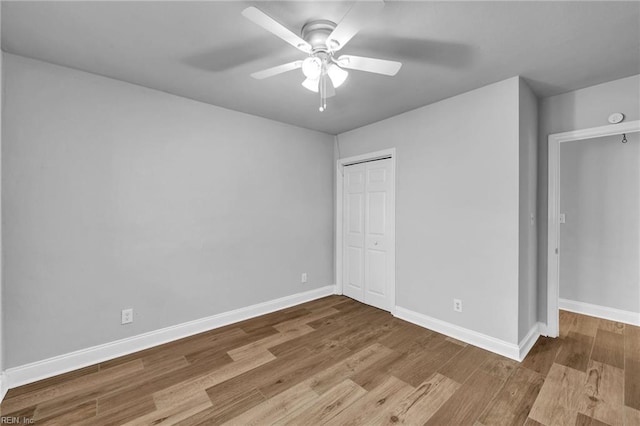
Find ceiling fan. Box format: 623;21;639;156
242;1;402;112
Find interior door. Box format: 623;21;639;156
343;158;393;311
343;163;366;303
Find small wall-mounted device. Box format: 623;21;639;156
608;112;625;124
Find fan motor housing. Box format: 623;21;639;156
301;20;337;52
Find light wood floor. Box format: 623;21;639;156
1;296;638;425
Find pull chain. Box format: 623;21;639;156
622;133;628;144
319;74;327;112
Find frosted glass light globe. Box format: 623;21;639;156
302;56;322;80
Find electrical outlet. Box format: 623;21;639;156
453;299;462;313
121;308;133;324
301;273;308;283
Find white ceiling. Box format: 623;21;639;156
2;1;639;134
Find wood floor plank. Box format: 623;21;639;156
153;349;275;410
389;338;464;387
221;382;318;426
555;332;594;372
123;391;212;426
438;345;495;384
349;348;406;391
238;308;310;333
424;369;506;425
290;295;350;312
273;307;340;333
175;388;266;426
378;320;439;354
268;308;379;357
479;357;519;381
180;326;279;365
577;360;624;426
478;367;545;426
35;400;96;426
528;363;586;426
591;329;624;369
598;319;625;335
257;346;351;399
572;314;601;338
575;412;612;426
323;375;415;426
1;359;144;415
624;325;640;410
384;373;460;425
278;379;366;425
521;336;563;377
76;395;157;426
95;353;217;414
227;324;315;361
305;343;393;394
560;310;580;338
624;405;640;426
204;347;313;409
1;365;99;400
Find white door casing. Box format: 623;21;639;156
338;150;395;312
546;120;640;337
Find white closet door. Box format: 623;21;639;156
343;163;366;303
343;158;394;311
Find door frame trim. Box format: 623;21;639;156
336;148;397;314
546;120;639;337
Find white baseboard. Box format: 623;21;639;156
394;306;524;361
559;298;640;326
518;323;542;361
4;285;336;391
537;322;550;337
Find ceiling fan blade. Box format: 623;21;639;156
242;7;311;54
251;61;303;80
337;55;402;76
327;1;385;51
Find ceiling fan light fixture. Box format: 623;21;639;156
302;56;322;79
302;77;320;93
327;63;348;88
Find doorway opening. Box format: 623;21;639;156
546;121;640;336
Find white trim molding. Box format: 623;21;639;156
547;120;640;337
335;148;397;315
559;298;640;327
3;285;336;390
518;324;543;361
395;306;540;362
0;372;8;402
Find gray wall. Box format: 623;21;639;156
537;75;640;322
2;54;335;368
0;9;4;376
518;79;538;341
338;77;521;344
560;133;639;312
